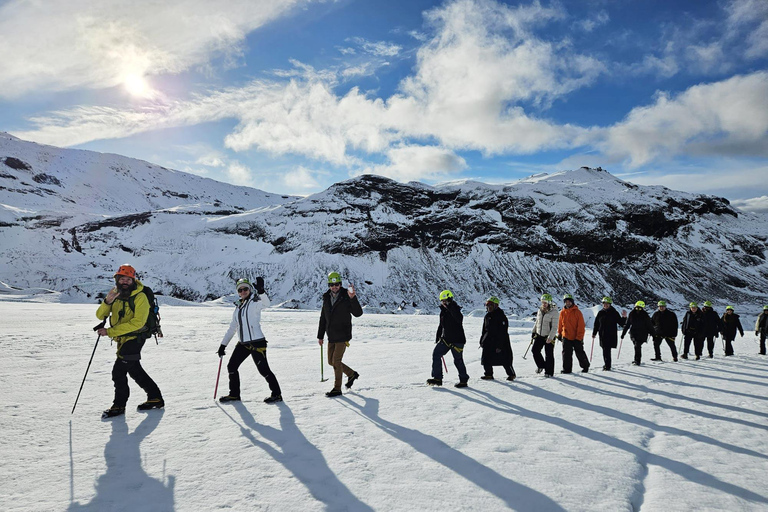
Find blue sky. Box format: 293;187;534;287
1;0;767;210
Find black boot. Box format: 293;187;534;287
264;395;283;404
480;375;494;380
427;378;442;386
345;372;360;389
219;395;241;403
137;398;164;411
325;389;342;397
102;406;125;419
454;381;468;388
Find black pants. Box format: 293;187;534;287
432;341;468;382
631;335;648;364
228;343;281;397
483;364;515;378
601;343;613;369
532;335;555;376
653;336;678;359
562;338;589;373
705;335;717;356
759;333;767;355
723;337;735;356
683;334;705;356
112;358;162;408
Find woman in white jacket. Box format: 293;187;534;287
217;277;282;403
531;293;559;377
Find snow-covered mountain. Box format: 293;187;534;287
1;132;766;311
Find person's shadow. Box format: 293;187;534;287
339;394;566;511
218;402;373;511
69;411;175;511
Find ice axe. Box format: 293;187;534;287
522;337;534;360
71;320;106;415
321;344;329;382
213;356;223;399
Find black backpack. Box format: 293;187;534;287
127;286;163;341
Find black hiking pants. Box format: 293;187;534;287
432;340;468;382
683;334;705;357
653;336;678;360
705;335;717;357
228;343;281;397
631;335;647;365
562;338;589;373
112;358;162;408
602;343;612;369
723;336;735;356
532;335;555;376
760;333;766;355
483;364;516;378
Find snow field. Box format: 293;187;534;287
1;302;767;511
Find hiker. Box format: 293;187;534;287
621;301;654;366
479;296;515;381
97;264;164;418
720;306;743;356
532;294;559;377
217;277;282;404
755;306;768;355
558;294;589;373
651;300;679;362
681;302;706;360
592;296;627;371
317;272;362;397
701;301;723;358
428;290;469;387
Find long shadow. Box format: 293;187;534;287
69;411;175;511
553;377;768;444
339;394;566;511
647;363;768;387
611;370;768;415
451;387;768;506
715;358;768;374
217;402;373;511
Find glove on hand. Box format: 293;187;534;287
217;345;226;357
255;276;265;295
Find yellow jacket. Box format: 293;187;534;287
96;280;150;343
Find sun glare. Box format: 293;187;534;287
124;74;150;97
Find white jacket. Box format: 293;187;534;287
533;306;559;341
221;292;270;345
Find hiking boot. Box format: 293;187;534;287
681;353;688;359
544;374;553;378
325;389;342;398
631;361;640;366
535;368;543;374
480;375;494;380
650;357;662;361
137;398;164;411
695;355;700;360
708;353;713;358
673;357;678;362
454;382;468;388
560;370;572;374
102;406;125;419
345;372;360;389
581;367;589;373
602;365;611;371
426;378;443;386
264;395;283;404
219;395;241;403
506;374;516;381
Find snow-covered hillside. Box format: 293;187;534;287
1;133;766;311
2;301;767;511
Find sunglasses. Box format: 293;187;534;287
329;283;342;287
237;288;250;293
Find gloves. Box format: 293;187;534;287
217;345;226;357
531;333;536;341
556;334;563;342
255;276;265;295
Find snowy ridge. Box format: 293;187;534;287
1;136;767;311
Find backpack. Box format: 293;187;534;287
127;286;163;341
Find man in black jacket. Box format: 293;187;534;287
621;301;654;366
651;300;678;362
428;290;469;388
681;302;705;360
756;306;768;355
592;296;626;371
720;306;743;356
479;296;515;381
317;272;363;397
701;301;723;358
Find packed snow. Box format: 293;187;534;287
2;300;767;511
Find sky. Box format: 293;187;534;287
1;0;767;211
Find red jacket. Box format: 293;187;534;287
558;305;585;341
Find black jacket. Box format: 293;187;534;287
682;309;705;336
702;308;723;337
480;307;513;366
622;308;654;342
720;313;744;339
592;306;625;349
758;312;768;334
651;309;679;339
317;290;363;343
436;300;466;345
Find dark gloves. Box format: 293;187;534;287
255;276;265;295
217;345;226;357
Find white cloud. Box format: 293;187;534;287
348;37;402;57
359;145;467;182
575;10;609;33
601;72;768;167
731;196;768;213
282;166;322;191
620;164;768;197
0;0;307;98
226;161;254;186
725;0;768;58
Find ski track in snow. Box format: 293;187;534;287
1;303;767;511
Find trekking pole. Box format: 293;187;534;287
214;356;223;399
678;333;684;353
617;336;624;360
71;321;106;415
522;338;534;360
442;356;448;373
589;337;595;362
321;344;328;382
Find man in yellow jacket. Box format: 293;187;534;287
558;294;590;374
96;264;163;418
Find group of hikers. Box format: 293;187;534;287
92;264;768;418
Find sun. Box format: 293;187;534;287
124;74;150;97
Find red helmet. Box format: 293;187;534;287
114;264;136;279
